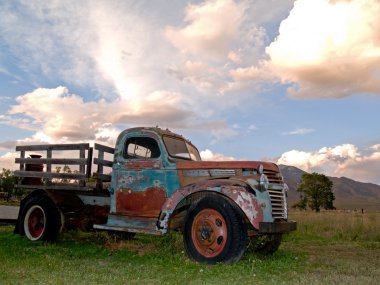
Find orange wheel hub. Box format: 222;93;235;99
191;209;227;257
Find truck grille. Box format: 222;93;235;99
264;170;287;220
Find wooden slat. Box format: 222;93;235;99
16;143;90;151
19;150;25;171
15;184;94;191
96;148;104;174
14;170;86;180
46;150;52;173
18;151;25;188
94;158;113;167
15;158;87;165
94;143;114;154
94;173;112;182
79;148;86;187
87;147;93;178
46;150;52;186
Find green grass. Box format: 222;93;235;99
0;211;379;284
281;211;380;284
0;200;20;206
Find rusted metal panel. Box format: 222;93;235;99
177;161;279;173
110;128;181;218
259;221;297;234
103;127;287;236
159;178;269;232
116;187;166;217
125;160;162;170
66;205;109;232
95;214;162;235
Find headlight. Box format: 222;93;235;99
259;174;269;192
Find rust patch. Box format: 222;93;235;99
65;205;109;232
177;160;279;172
230;190;262;229
116;187;166;217
125;160;161;170
160;178;264;231
162;190;183;211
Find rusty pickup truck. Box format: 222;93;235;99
14;127;296;264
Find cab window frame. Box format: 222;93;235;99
123;136;161;160
162;135;201;161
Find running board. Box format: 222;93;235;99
93;214;162;236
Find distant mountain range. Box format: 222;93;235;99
279;165;380;211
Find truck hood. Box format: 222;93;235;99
176;160;279;173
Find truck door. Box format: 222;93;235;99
113;135;167;217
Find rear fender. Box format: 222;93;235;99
14;189;66;235
15;189;88;234
158;179;263;233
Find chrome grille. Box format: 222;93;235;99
264;170;287;220
209;169;236;177
264;170;283;184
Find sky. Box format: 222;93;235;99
0;0;380;185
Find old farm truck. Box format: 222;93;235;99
14;127;296;264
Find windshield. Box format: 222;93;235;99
163;136;201;161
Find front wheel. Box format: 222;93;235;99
183;195;247;264
19;195;62;241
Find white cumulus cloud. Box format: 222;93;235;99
165;0;247;59
6;86;193;144
2;86;237;150
278;143;380;184
200;149;236;161
266;0;380;98
0;152;18;171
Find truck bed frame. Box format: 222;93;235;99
14;143;114;192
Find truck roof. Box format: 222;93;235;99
120;126;189;141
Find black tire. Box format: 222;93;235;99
183;195;247;264
18;195;62;241
252;234;282;255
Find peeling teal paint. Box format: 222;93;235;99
110;129;180;214
106;127;287;234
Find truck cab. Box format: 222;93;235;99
14;127;296;264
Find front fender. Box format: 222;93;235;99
158;179;265;233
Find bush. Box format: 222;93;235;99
0;168;18;201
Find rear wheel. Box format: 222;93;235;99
19;195;62;241
183;195;247;264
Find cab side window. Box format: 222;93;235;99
124;137;161;159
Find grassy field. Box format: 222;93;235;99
0;211;379;285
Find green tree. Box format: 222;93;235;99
0;168;18;201
55;165;78;183
292;195;308;210
297;172;335;212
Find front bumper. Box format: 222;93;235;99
259;220;297;234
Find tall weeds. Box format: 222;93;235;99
289;211;380;242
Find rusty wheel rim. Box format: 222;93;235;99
24;205;46;241
191;209;227;258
